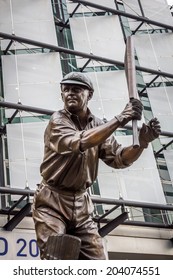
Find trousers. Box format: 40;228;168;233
32;183;106;260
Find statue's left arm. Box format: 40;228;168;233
121;117;161;165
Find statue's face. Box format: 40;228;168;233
61;84;92;114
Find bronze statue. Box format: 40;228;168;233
32;71;161;260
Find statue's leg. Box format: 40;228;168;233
32;184;82;259
75;217;106;260
33;204;81;259
32;208;66;259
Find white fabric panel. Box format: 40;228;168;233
155;115;173;133
147;86;173;133
124;0;173;31
2;53;61;84
84;71;129;119
86;71;144;125
6;122;48;189
66;0;116;14
0;0;57;50
118;168;165;203
89;99;128;120
147;87;173;115
0;0;11;24
134;33;173;75
9;160;41;189
163;150;173;184
98;135;166;203
87;71;129;101
69;15;125;68
2;53;63;117
98;172;121;199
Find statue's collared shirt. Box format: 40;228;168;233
40;109;129;192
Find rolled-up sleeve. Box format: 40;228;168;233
45;119;84;155
99;134;131;169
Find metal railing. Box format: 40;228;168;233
0;186;173;232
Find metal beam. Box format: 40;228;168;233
70;0;173;32
91;196;173;211
98;211;128;237
155;139;173;157
96;205;120;222
0;109;19;135
7;194;27;215
4;39;13;55
137;0;145;17
3;202;31;231
1;186;173;211
0;138;5;209
60;3;81;31
1;186;173;230
124;220;173;229
0;100;53;116
1;208;172;229
132;22;144;35
80;58;92;72
1;32;173;79
139;75;160;95
0;186;35;196
0;101;173;138
93;217;173;229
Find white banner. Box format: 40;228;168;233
0;230;39;260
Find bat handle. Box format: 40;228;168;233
132;119;140;148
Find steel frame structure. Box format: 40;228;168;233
70;0;173;32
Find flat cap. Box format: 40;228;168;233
60;72;94;92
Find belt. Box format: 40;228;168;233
41;180;87;196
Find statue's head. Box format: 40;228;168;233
60;72;94;96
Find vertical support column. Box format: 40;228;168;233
138;0;145;17
0;48;6;209
114;0;127;42
0;136;6;208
